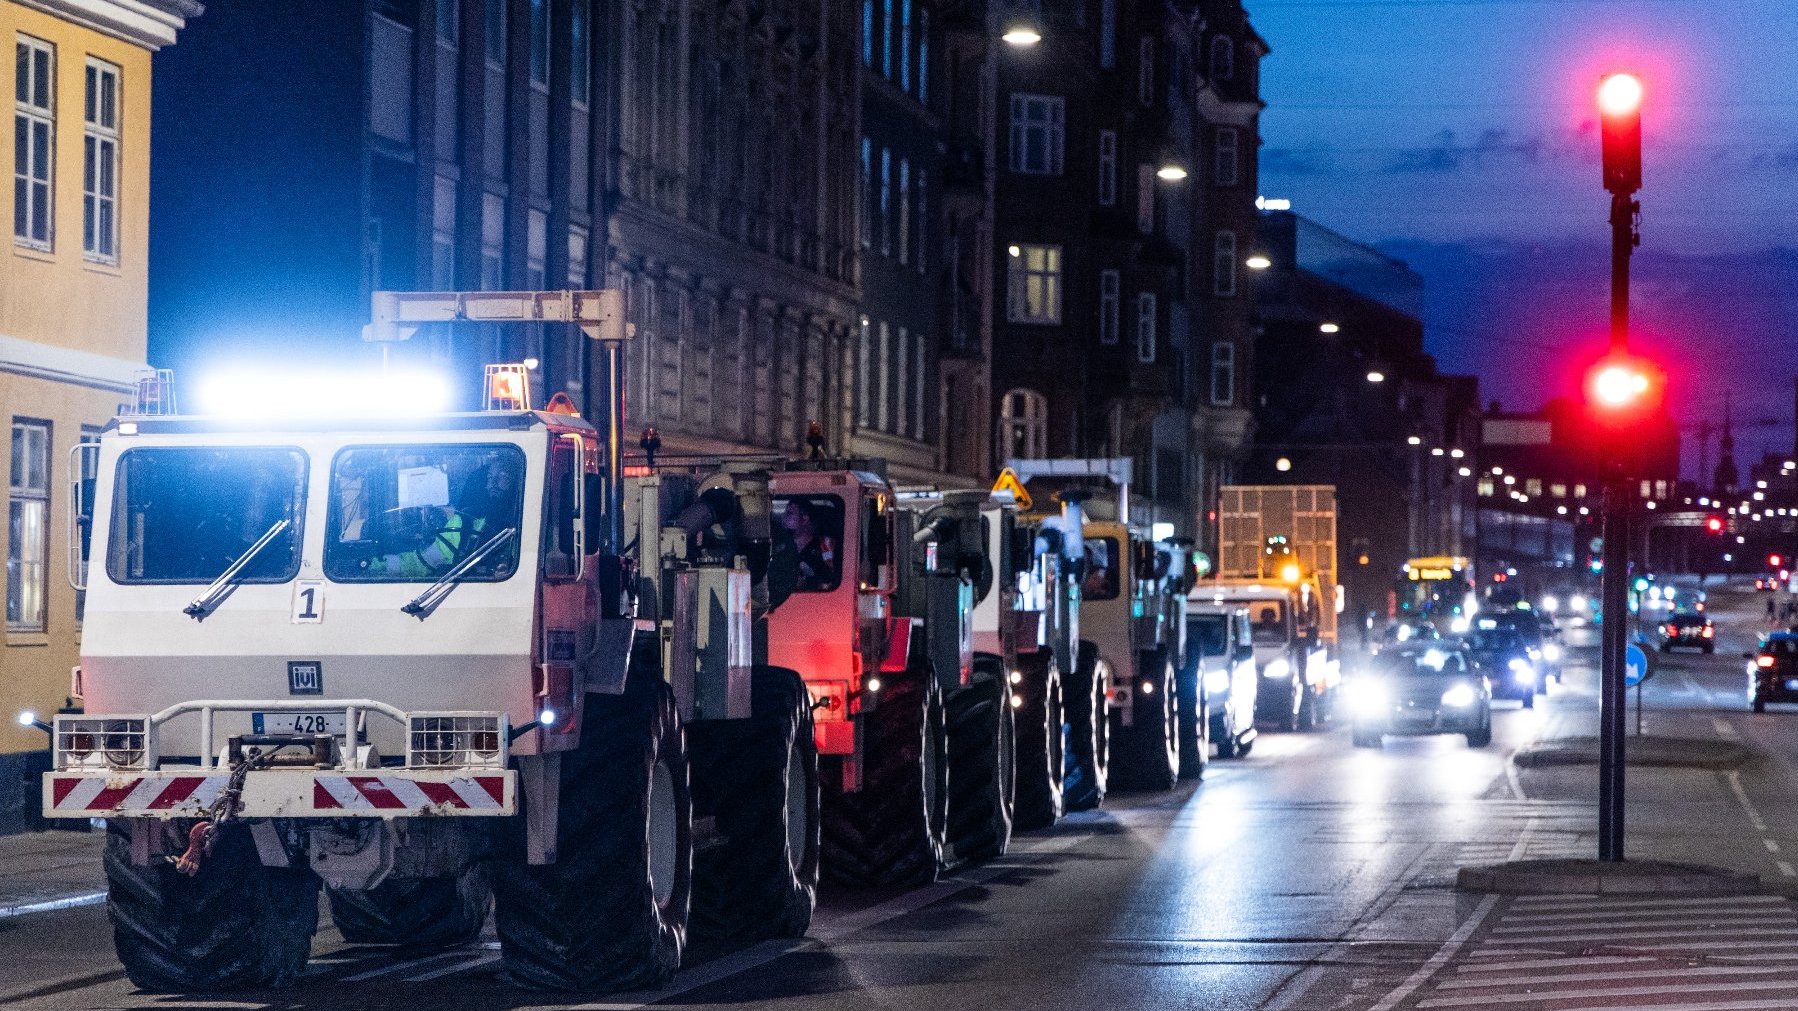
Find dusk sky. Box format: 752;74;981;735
1251;0;1798;477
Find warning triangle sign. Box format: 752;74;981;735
990;467;1033;511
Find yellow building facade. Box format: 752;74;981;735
0;0;193;828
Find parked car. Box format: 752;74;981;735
1186;604;1259;758
1347;642;1491;748
1658;611;1715;654
1463;627;1542;706
1746;632;1798;713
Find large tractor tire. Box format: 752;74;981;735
688;665;820;953
1174;656;1208;781
327;867;490;948
1011;649;1064;831
493;678;691;992
945;657;1016;866
1062;642;1111;812
105;819;320;992
1109;650;1180;793
820;669;947;888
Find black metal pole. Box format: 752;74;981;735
1597;187;1635;863
1599;480;1629;860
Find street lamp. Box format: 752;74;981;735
1244;254;1271;270
1366;370;1385;384
1157;164;1189;182
1319;322;1340;334
1002;23;1042;46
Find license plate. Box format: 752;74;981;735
251;711;345;736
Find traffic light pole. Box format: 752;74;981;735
1598;184;1640;864
1599;478;1629;861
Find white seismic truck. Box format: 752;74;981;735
1210;484;1341;731
39;291;819;993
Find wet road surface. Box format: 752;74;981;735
8;584;1798;1010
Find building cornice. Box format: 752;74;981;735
13;0;201;51
1195;86;1264;127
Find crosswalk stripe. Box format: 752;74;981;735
1431;999;1798;1011
1437;963;1798;990
1417;977;1798;1008
1492;915;1798;934
1475;938;1798;957
1510;895;1789;912
1475;927;1798;944
1504;908;1796;926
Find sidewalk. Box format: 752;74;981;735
0;828;105;917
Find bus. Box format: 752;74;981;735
1397;556;1478;630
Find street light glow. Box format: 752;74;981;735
1598;73;1643;117
1245;254;1271;269
1275;457;1292;472
1002;27;1042;46
1319;322;1340;334
1366;370;1385;383
1157;164;1189;181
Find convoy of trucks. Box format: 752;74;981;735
33;290;1352;995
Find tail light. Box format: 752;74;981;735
1759;656;1777;669
1702;626;1714;638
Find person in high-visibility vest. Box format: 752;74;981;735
381;506;487;578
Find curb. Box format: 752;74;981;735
1457;859;1764;897
1511;736;1753;771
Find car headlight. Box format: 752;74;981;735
1347;681;1389;716
1204;668;1232;696
1508;657;1534;679
1262;658;1291;682
1543;643;1563;662
1441;684;1476;708
1450;616;1471;633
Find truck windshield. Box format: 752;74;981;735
1248;600;1289;644
324;444;524;583
773;495;844;593
1081;537;1120;600
107;447;307;584
1188;615;1229;656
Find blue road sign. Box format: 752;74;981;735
1625;643;1648;687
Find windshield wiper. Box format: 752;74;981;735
184;519;292;619
402;527;517;619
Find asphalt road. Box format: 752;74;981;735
7;582;1798;1010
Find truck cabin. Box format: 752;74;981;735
72;390;611;769
764;468;896;754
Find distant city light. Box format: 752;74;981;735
1450;448;1465;459
1406;435;1422;445
1366;370;1385;383
1244;254;1271;269
1157;164;1190;182
1002;27;1041;46
1255;197;1292;211
1319;322;1340;334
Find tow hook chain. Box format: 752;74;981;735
169;750;273;877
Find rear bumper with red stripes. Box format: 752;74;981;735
43;769;516;819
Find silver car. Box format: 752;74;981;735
1347;643;1492;748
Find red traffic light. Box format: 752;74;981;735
1583;353;1663;424
1706;516;1724;533
1773;554;1786;569
1599;73;1643;194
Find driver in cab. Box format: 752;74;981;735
373;458;516;578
